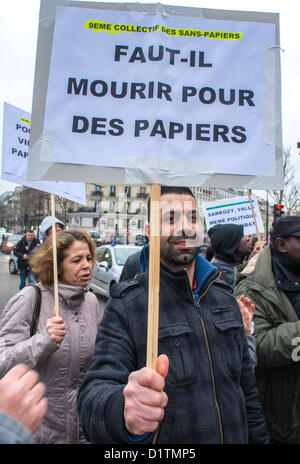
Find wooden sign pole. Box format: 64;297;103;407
50;194;60;317
146;184;161;371
246;189;264;250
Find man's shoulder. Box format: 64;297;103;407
212;256;234;270
110;273;146;300
210;275;235;297
16;236;26;245
119;249;142;281
126;249;141;262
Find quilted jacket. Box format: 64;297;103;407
78;256;269;444
0;282;101;444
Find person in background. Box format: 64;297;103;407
0;364;47;444
77;186;268;444
248;238;264;260
249;235;258;252
14;229;40;290
235;216;300;444
208;224;251;289
207;224;256;366
39;216;65;241
0;229;101;444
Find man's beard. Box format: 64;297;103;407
160;234;201;267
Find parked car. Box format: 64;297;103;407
2;234;22;254
0;232;13;250
8;250;19;274
89;244;140;298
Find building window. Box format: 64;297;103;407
109;186;116;197
124;201;130;213
125;186;131;197
137;186;147;198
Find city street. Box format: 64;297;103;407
0;252;107;319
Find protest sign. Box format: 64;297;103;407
2;102;86;205
28;2;283;190
43;6;274;176
203;195;264;235
27;2;282;369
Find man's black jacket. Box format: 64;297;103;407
78;258;269;444
14;236;40;270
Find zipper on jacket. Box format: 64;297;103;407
185;270;224;444
199;316;224;444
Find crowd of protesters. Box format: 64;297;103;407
0;193;299;445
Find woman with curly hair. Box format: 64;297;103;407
0;229;101;444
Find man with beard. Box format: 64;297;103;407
120;188;202;282
235;216;300;444
78;186;268;444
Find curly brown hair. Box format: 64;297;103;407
30;229;96;286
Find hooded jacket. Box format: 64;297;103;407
208;224;244;288
78;255;268;444
0;282;101;444
235;245;300;443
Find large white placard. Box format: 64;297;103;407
43;6;276;177
2;102;86;205
203;195;264;235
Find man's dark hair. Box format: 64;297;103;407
147;186;195;222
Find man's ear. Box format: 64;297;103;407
275;237;288;253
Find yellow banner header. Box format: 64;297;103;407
83;21;243;40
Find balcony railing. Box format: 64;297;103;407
91;191;103;197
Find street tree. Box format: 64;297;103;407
269;147;300;216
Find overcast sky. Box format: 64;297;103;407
0;0;299;197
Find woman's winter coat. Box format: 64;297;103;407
0;282;101;444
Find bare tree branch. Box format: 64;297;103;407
269;147;300;215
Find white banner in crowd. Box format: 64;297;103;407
2;102;86;205
42;6;276;177
203;195;264;236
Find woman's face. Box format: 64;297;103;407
59;240;92;287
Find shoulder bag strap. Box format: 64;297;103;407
26;284;42;337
